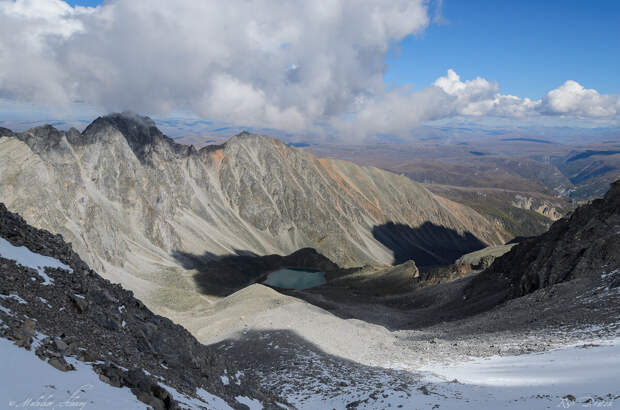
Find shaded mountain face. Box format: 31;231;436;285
0;113;506;317
466;180;620;303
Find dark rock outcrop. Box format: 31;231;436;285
466;180;620;302
0;126;14;137
180;247;339;296
0;203;279;408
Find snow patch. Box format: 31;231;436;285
0;237;73;286
159;382;233;410
37;297;52;308
234;370;244;385
0;336;144;409
276;339;620;409
235;395;263;410
0;305;13;316
0;294;27;304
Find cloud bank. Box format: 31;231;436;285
0;0;618;138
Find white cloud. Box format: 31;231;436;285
0;0;430;131
432;69;540;118
336;70;541;137
0;0;617;138
539;80;619;117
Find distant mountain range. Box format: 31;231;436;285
0;113;507;322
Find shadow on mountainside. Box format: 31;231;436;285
172;248;339;298
372;221;487;266
210;328;427;405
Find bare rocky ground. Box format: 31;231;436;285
1;115;619;408
2;203;618;409
206;270;619;408
2;185;618;409
206;181;620;408
0;203;281;409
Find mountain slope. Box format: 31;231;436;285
466;180;620;304
0;113;507;318
0;203;274;409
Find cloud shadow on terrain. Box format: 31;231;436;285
209;328;428;405
172;247;338;298
372;221;487;266
209;327;590;408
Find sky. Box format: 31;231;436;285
385;0;620;99
1;0;619;140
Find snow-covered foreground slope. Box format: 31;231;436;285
282;338;620;409
0;335;241;410
0;336;144;410
420;337;620;409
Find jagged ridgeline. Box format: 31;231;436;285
0;113;507;317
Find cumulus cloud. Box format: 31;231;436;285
340;69;542;136
539;80;619;117
432;69;540;118
0;0;618;138
0;0;430;132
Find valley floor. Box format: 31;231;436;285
293;337;620;409
216;323;620;409
202;269;620;409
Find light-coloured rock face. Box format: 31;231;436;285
0;114;508;318
512;194;563;220
455;244;517;273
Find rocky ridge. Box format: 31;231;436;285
467;179;620;302
0;203;279;409
0;112;507;329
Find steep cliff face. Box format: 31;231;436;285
466;180;620;302
0;113;507;315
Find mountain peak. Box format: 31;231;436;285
0;126;14;137
81;112;194;161
229;130;263;141
83;112;162;144
227;131;281;148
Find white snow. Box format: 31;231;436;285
234;370;244;385
0;305;13;316
159;382;233;410
0;237;73;285
0;336;145;410
0;293;27;304
416;338;620;409
220;374;230;385
424;337;620;384
235;395;263;410
281;339;620;409
37;296;52;308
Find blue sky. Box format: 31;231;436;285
65;0;101;7
1;0;619;138
387;0;620;98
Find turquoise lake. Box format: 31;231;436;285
263;268;326;290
